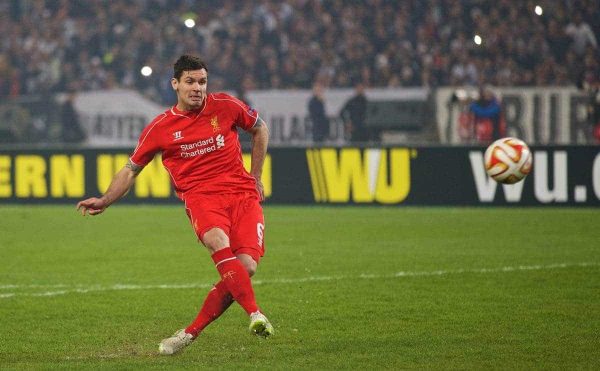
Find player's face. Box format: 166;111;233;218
172;69;208;111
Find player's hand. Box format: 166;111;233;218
254;177;265;202
76;197;108;216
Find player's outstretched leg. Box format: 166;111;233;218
158;329;195;355
159;281;233;355
185;280;234;336
249;311;274;338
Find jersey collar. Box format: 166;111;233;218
172;95;209;117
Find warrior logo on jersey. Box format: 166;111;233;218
211;116;220;132
173;131;184;141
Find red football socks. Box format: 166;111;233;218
211;248;259;315
185;280;233;337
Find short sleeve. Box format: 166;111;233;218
228;95;259;130
130;114;165;167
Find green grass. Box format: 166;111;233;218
0;205;599;369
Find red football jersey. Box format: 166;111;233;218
130;93;259;199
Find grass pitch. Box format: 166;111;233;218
0;205;598;369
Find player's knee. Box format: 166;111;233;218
243;259;257;277
237;255;257;276
202;228;229;253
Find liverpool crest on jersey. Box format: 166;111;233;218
211;116;220;132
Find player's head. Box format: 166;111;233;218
173;55;208;80
171;55;209;111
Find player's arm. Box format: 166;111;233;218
76;160;142;216
247;117;269;201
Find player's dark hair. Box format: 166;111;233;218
173;55;208;80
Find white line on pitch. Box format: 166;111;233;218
0;262;597;300
0;284;71;289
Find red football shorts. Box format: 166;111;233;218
184;192;265;263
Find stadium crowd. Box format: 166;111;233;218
0;0;598;104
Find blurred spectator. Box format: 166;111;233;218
565;12;597;57
340;83;368;143
464;86;505;143
308;82;329;143
565;11;598;87
547;19;571;63
585;80;600;143
60;92;85;143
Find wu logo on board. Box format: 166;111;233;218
306;148;415;204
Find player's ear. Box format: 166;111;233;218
171;78;178;91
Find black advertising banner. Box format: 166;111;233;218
408;146;600;205
0;146;598;206
300;146;600;206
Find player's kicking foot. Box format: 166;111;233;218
158;329;195;355
249;311;274;338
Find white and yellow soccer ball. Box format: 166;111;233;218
484;137;533;184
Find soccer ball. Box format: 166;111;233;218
484;137;533;184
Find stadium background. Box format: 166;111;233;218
1;0;599;206
0;0;599;368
